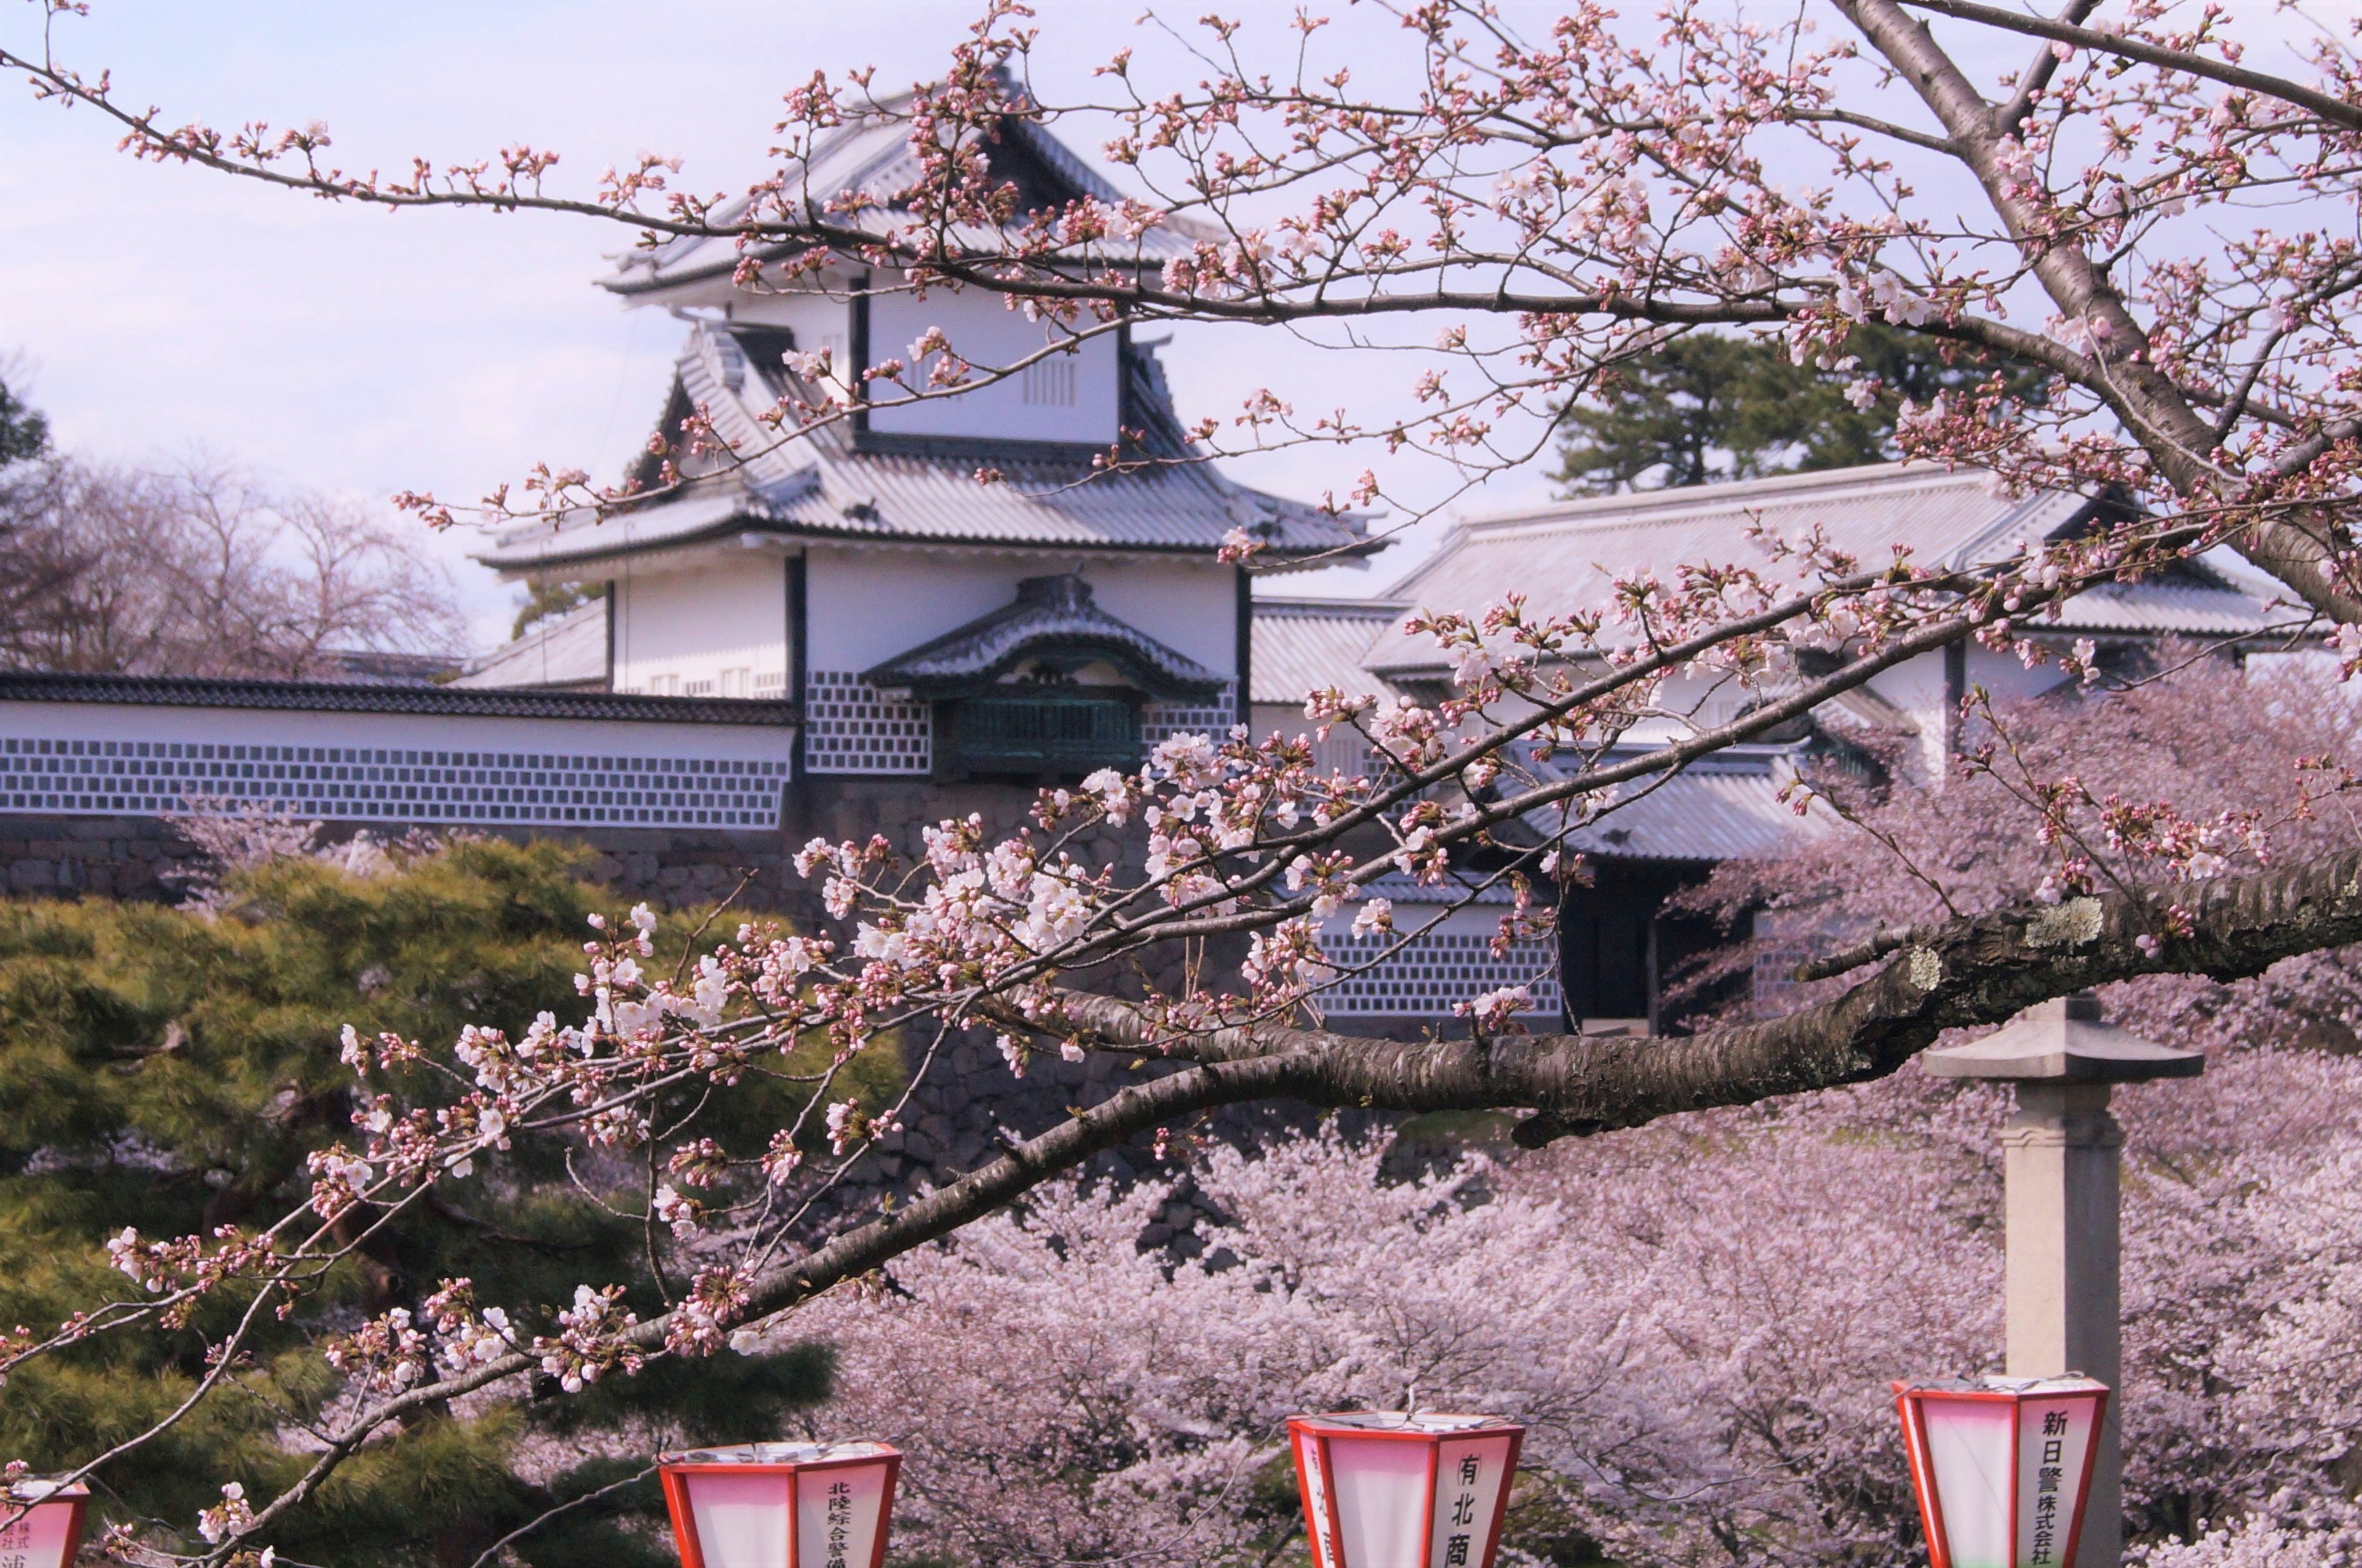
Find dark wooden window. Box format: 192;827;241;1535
939;693;1139;780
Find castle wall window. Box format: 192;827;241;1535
1022;356;1078;407
937;691;1137;781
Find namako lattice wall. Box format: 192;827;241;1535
0;691;798;831
0;738;789;829
1316;931;1562;1019
803;671;932;775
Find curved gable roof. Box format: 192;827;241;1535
608;83;1199;298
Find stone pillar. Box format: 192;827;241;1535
1925;993;2202;1568
2003;1081;2125;1568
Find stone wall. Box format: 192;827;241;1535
0;813;796;909
0;814;203;900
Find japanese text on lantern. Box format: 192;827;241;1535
1;1509;34;1568
1442;1453;1481;1568
826;1479;852;1568
2030;1411;2069;1566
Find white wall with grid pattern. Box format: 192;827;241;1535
1317;930;1562;1019
0;702;795;830
1142;687;1239;751
803;671;932;774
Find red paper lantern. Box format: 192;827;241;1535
1286;1412;1523;1568
0;1477;90;1568
657;1442;899;1568
1895;1378;2109;1568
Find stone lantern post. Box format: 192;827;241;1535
1923;993;2203;1568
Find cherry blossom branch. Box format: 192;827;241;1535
1894;0;2362;133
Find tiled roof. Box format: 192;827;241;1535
1348;872;1525;906
1367;464;2106;677
1532;749;1833;864
0;671;796;726
2040;575;2305;637
864;573;1222;698
607;90;1199;297
451;599;608;690
478;324;1366;570
1249;597;1410;706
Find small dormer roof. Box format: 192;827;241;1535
476;322;1369;572
864;573;1223;700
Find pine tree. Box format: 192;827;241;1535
0;839;886;1568
1551;326;2048;495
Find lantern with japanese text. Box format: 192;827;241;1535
1286;1412;1523;1568
656;1442;899;1568
0;1477;90;1568
1895;1377;2109;1568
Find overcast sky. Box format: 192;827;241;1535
0;2;2326;651
0;1;1573;649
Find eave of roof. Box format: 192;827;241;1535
0;672;798;727
477;323;1372;572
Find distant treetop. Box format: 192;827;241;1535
1553;327;2050;496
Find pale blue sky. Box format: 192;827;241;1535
0;1;1513;646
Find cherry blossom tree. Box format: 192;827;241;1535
785;1044;2362;1568
15;0;2362;1561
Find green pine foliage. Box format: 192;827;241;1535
0;838;867;1568
510;582;602;642
1550;325;2049;494
0;374;47;468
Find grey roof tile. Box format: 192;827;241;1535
480;324;1367;570
1367;464;2106;677
607;90;1198;297
1530;750;1832;863
452;599;609;691
1249;597;1410;706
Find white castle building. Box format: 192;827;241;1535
0;95;1362;915
463;99;1366;789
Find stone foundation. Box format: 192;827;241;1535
0;813;796;909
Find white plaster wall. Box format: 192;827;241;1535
806;549;1032;675
728;292;852;392
1968;644;2074;706
806;549;1238;680
1607;667;1759;745
1083;557;1237;677
864;287;1120;445
613;557;789;698
1866;650;1952;780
